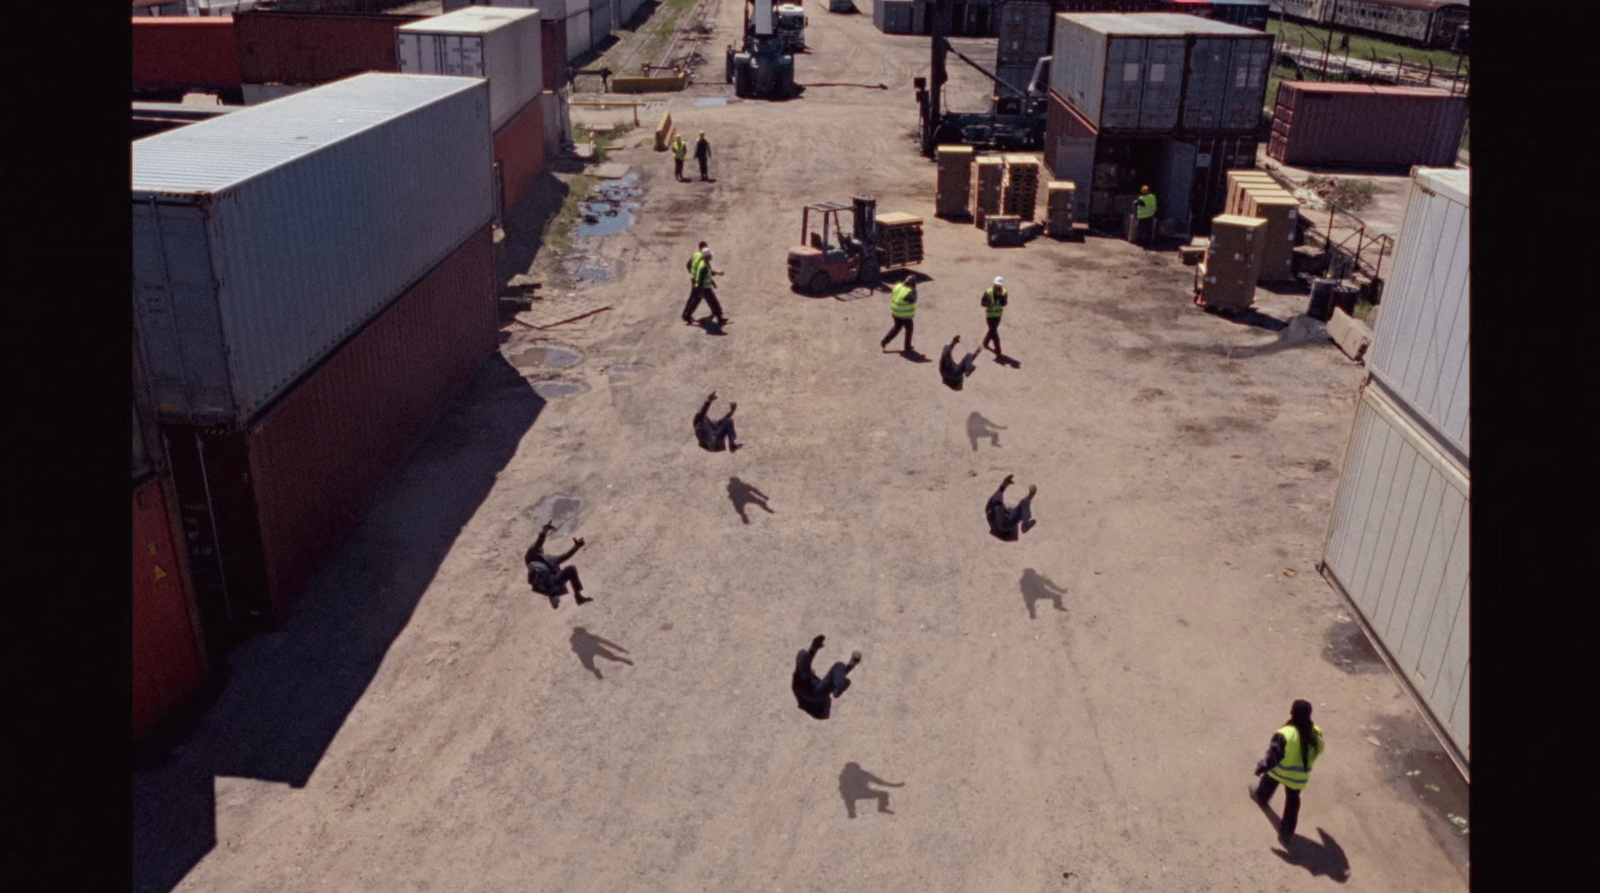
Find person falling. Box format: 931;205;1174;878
939;334;980;390
525;522;589;608
986;474;1037;541
792;634;862;720
693;391;741;452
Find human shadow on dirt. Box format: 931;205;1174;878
570;627;634;680
693;317;729;336
1253;793;1352;882
727;477;774;525
839;762;904;819
1020;569;1068;620
899;348;932;363
131;355;545;893
967;411;1006;451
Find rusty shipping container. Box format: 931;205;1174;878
233;9;426;87
132;16;242;93
495;95;548;217
162;226;497;633
133;474;209;742
1044;90;1099;221
541;19;568;94
1269;81;1468;169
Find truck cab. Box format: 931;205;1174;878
775;4;806;51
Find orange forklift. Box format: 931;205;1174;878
787;196;924;294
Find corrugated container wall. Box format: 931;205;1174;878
495;93;547;214
566;10;593;59
1044;90;1098;220
132;74;494;428
132;17;242;92
589;0;613;46
996;0;1054;68
398;7;544;133
1367;167;1469;464
234;10;425;86
1269;82;1468;169
133;475;208;741
164;226;497;629
875;0;914;34
1322;384;1470;766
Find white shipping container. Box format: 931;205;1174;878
240;83;307;105
1367;167;1470;465
1322;384;1470;768
565;10;593;60
399;6;544;133
132;74;494;427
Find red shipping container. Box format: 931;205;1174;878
1044;90;1098;218
495;96;547;217
133;475;208;742
163;227;497;628
541;20;568;98
1269;81;1468;169
132;17;241;92
233;9;426;86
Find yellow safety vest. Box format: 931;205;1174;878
984;287;1006;319
672;138;687;161
694;259;716;289
1136;193;1157;220
1267;724;1324;791
889;282;915;319
688;251;702;283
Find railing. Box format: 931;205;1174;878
1309;206;1394;289
1278;41;1469;96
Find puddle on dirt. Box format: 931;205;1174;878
574;265;615;284
1396;746;1470;836
577;174;642;241
1322;618;1388;675
529;379;591;398
507;344;584;370
603;363;651;375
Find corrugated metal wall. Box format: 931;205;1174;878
495;95;547;214
132;17;242;92
233;10;425;86
133;475;208;741
1322;385;1469;764
566;11;593;59
1368;168;1470;464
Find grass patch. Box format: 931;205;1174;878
1268;16;1466;73
543;173;597;256
1353;299;1374;321
1305;176;1378;214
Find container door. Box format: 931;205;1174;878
1158;139;1197;238
133;199;235;423
1221;37;1270;131
1101;38;1146;131
1052;137;1096;221
1139;39;1183;131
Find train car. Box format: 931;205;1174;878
1274;0;1469;50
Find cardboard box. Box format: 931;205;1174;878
1240;190;1300;282
1207;215;1268;287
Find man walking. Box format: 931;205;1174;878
981;276;1008;356
692;391;741;452
694;131;712;181
672;132;689;182
525;522;590;609
1131;185;1157;247
682;247;726;325
792;634;862;720
879;279;917;353
1253;699;1326;846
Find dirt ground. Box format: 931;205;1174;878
132;5;1470;891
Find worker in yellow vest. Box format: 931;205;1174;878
682;247;726;325
980;276;1008;356
672;133;689;182
1252;699;1326;846
879;279;918;354
1131;185;1157;247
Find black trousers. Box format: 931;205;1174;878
1136;215;1155;246
795;661;855;719
986;490;1034;541
697;415;737;451
881;317;914;350
697;156;709;180
532;565;582;596
1254;775;1303;839
683;286;725;321
674;158;685;180
982;316;1003;354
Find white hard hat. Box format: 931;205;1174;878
702;248;713;257
994;276;1005;286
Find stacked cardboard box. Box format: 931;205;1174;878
975;157;1004;227
876;212;925;267
1046;180;1076;238
1001;154;1039;221
936;145;974;218
1200;214;1267;309
1225;169;1278;216
1239;190;1299;283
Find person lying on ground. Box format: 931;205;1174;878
525;522;590;609
694;391;741;452
986;474;1037;541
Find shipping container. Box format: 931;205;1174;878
541;19;568;92
495;94;548;215
132;74;494;428
1321;383;1470;769
541;90;569;157
1367;167;1469;464
1087;131;1254;234
132;16;242;92
875;0;915;34
1043;90;1098;220
996;0;1054;68
590;0;614;47
133;474;209;741
164;225;497;632
398;7;544;133
1269;81;1468;169
566;10;593;59
1050;12;1269;134
1206;0;1268;30
233;10;425;87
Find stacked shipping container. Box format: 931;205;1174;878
1321;167;1469;771
994;0;1054;91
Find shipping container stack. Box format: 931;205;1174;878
131;15;243;103
1224;170;1298;283
566;0;596;60
1269;81;1469;170
398;7;546;218
1001;154;1041;220
1046;180;1077;236
233;8;427;106
875;0;917;35
132;74;498;652
1320;167;1470;773
1197;214;1265;309
936;145;975;218
974;156;1006;227
994;0;1054;95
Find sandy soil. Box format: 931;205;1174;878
133;5;1470;891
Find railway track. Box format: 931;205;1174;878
609;0;721;84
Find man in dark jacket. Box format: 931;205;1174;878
525;522;589;609
693;391;741;452
694;131;712;181
986;474;1037;541
792;634;862;720
939;335;980;390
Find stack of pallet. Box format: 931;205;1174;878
936;145;974;218
1046;180;1076;238
1001;154;1039;221
876;212;925;267
1199;214;1267;310
1225;170;1300;284
974;157;1004;227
